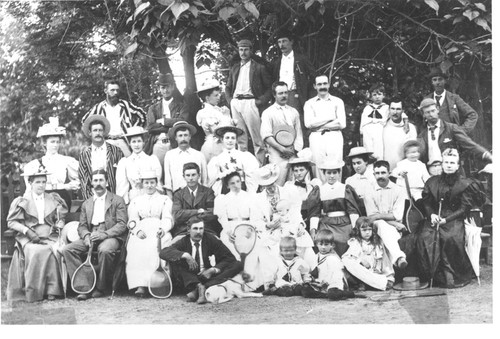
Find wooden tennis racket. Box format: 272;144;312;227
370;288;446;302
148;230;172;299
71;241;97;294
402;172;424;233
232;223;257;267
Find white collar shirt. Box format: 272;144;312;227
162;97;173;120
164;147;207;192
234;60;253;96
91;143;107;171
33;193;45;224
279;51;296;90
91;191;107;225
427;119;442;164
433;90;446;107
106;104;124;136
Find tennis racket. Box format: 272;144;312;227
402;172;424;233
148;230;172;299
71;241;97;294
232;223;257;267
370;288;446;302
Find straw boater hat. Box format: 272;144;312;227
214;125;244;138
346;146;373;159
82;115;111;138
37;117;66;138
252;164;280;186
273;124;296;147
196;78;220;94
288;148;315;166
21;164;51;178
124;126;148;138
318;159;345;170
168;121;197;139
157;73;175;86
139;170;158;181
393;276;429;291
62;221;80;243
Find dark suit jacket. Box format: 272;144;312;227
171;185;220;237
272;52;316;110
159;232;237;272
77;191;128;242
424;91;478;134
417;119;488;164
78;142;124;200
225;59;272;113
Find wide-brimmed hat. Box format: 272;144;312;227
158;73;175;86
346;146;373;158
62;221;80;243
288;148;314;166
252;164;280;186
273;124;296;147
37;117;66;138
419;98;437;110
393;277;429;291
197;79;220;94
427;67;448;79
124;126;148;138
318;159;345;170
22;164;51;177
139;170;158;180
168;121;197;139
214;125;244;138
82;115;111;138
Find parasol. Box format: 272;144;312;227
464;210;482;285
429;198;443;288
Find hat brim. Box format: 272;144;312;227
214;126;244;138
254;173;280;186
37;131;66;138
125;131;148;138
82;115;111;138
169;123;197;139
393;282;429;291
197;84;220;93
347;151;373;158
287;158;314;166
21;172;52;177
318;163;345;170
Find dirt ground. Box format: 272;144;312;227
0;262;492;325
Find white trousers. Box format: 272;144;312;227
342;258;388;291
374;220;406;265
230;99;265;164
309;130;343;182
362;124;384;160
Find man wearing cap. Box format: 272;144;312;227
271;30;315;144
82;79;146;157
260;81;303;185
382;98;417;170
79;115;124;200
171;162;220;244
304;74;346;181
61;169;128;300
225;39;272;164
417;98;492;166
423;68;477;134
163;121;208;199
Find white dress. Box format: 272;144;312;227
23;153;79;192
116;151;163;204
125;192;173;289
196;103;231;163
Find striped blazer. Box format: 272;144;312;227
81;99;147;132
78;142;124;200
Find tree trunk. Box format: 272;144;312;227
150;47;172;74
182;44;197;95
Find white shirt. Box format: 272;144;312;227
260;103;303;151
91;143;107;171
106;104;123;136
382;120;418;170
160;97;173;123
33;193;45;224
91;191;107;225
234;61;253;96
364;181;406;222
279;51;296;90
433;90;446;107
164;147;208;192
344;164;376;200
190;239;204;272
392;159;430;200
427;120;442;164
304;94;346;131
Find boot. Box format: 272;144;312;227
197;283;207;304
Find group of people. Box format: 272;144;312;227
6;31;492;305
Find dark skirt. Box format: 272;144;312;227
318;215;351;256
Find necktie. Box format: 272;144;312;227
368;105;383;119
194;242;201;272
191;190;196;206
435;95;442;108
429;125;438;141
294;180;306;188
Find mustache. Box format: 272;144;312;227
318;88;328;92
179;141;188;144
94;185;105;190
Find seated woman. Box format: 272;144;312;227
7;166;68;302
207;125;260;196
116;126;163;205
126;170;173;297
416;148;484;288
317;160;361;256
196;79;232;163
23;117;79;210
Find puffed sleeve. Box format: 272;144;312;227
7;197;30;234
447;179;485;223
65;155;80;188
421;177;438;218
306;185;321;219
344;184;362;216
127;197;140;225
241;152;260;193
115;157;130;203
342;238;362;261
160;196;173;233
214;194;228;229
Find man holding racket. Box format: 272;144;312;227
61;169;128;301
160;217;242;304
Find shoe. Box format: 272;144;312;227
357;283;366;292
385;280;394;290
76;294;88;301
262;286;277;296
396;257;408;269
47;295;56;301
91;289;104;298
135;287;147;298
186;288;199;302
197;284;207;304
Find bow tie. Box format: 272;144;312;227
294;181;306;188
368;105;383;119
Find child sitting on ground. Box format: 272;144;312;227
342;217;394;291
301;229;356;301
391;139;430;201
263;237;311;297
